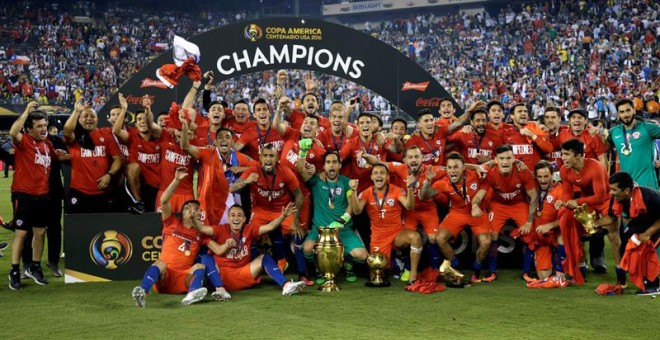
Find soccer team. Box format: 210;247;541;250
6;71;660;307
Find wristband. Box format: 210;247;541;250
346;189;353;198
339;213;351;224
631;234;641;246
298;150;309;158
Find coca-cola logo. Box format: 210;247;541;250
401;81;430;92
140;78;168;89
415;97;443;107
125;94;156;105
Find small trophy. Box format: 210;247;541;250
365;252;390;287
574;204;599;236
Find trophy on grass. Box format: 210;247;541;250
365;251;391;287
314;226;344;292
574;204;600;236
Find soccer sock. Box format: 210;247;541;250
292;236;306;275
188;268;205;291
200;254;223;288
141;265;161;293
555;245;566;273
522;246;533;275
451;257;459;268
579;263;588;280
428;243;441;269
488;241;498;273
31;261;41;270
615;267;627;284
262;254;287;287
271;232;286;261
472;261;482;278
403;254;411;271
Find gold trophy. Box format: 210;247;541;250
574;204;599;236
365;251;391;287
314;227;344;292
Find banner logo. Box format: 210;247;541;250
244;24;263;42
89;230;133;269
140;78;168;89
401;81;430;92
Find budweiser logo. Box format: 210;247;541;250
415;97;443;107
401;81;430;92
125;94;156;105
140;78;168;89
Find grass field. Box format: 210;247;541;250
0;173;658;339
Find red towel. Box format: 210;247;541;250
620;237;660;290
558;207;585;284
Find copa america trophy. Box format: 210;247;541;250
314;226;344;292
574;204;599;236
365;251;390;287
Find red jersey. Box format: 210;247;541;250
387;162;444;209
480;166;535;204
288;110;331;132
559;158;610;207
448;129;502;164
240;163;300;212
432;170;482;214
404;126;450;166
11;134;56;196
358;185;407;238
555;128;608;161
236;125;294;160
434;117;456;127
534;184;563;226
197;147;230;225
101;126;129;159
546;128;564;170
280;138;325;193
316;128;357;153
339;135;388;193
222;117;256;140
68;128;122;195
160;215;207;270
500;124;553;169
210;223;260;268
159;132;198;194
127;129;163;188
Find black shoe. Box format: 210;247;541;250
0;241;8;251
21;266;28;280
636;286;660;296
26;265;49;285
8;270;21;290
128;201;145;215
47;262;63;277
1;222;14;232
591;257;607;273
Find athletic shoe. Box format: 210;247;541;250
522;273;536;283
282;280;305;296
128;201;145;215
470;274;481;284
132;286;146;308
299;275;314;286
211;288;232;301
0;241;8;250
591;257;607;273
21;266;28;280
400;269;410;282
440;262;464;281
47;262;63;277
8;270;21;290
481;273;497;283
344;260;357;282
635;286;660;296
315;271;326;285
181;287;208;306
26;266;48;285
277;259;288;273
554;275;569;288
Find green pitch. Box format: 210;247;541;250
0;174;657;339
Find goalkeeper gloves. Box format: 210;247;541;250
298;138;313;158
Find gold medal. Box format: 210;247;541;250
434;157;439;163
537;211;542;217
184;249;191;257
622;149;630;156
329;200;335;209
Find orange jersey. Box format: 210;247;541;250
236;125;294;160
68;128;122;195
560;158;610;207
501;124;553;170
288;110;331;132
240;163;299;212
316;129;357;153
339;135;388;193
210;223;260;268
387;162;445;210
534;184;563;226
159;131;199;194
221;117;256;140
432;169;482;214
159;215;207;270
280;137;326;188
359;184;407;238
555;127;608;161
196;147;231;225
447;129;503;164
404;126;450;166
480;166;535;204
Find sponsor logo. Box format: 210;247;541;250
415;97;443;108
125;95;156;105
89;230;133;270
140;78;168;89
244;24;263;42
401;81;430;92
387;198;395;206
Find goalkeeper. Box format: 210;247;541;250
295;139;368;283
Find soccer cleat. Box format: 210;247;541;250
132;286;146;308
277;259;289;273
299;275;314;286
470;274;481;284
344;260;357;282
400;269;410;282
481;273;497;283
211;288;232;301
21;266;28;280
282;280;306;296
0;241;8;257
47;262;63;277
522;273;536;283
26;266;49;285
635;286;660;296
8;270;21;290
440;262;464;281
181;287;208;306
128;201;145;215
315;271;326;285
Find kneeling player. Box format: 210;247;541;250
420;152;491;283
132;168;229;307
208;203;306;296
349;164;422;285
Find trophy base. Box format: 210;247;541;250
319;280;341;292
446;279;468;288
580;228;607;240
365;280;391;288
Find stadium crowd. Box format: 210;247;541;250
2;0;660;306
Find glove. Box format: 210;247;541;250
328;221;343;229
298;138;313;158
329;213;351;229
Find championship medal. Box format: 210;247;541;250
184;249;191;256
329;199;335;209
622;149;630;156
537;211;542;217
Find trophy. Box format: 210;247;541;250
365;252;391;287
314;227;344;292
574;204;599;236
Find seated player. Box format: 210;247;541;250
349;164;422;286
131;168;229;307
208;203;306;296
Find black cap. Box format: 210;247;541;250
568;109;588;119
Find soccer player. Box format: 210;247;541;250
132;168;229;307
63;99;123;213
542;107;563;170
8;102;58;289
600;172;660;295
486;100;507;133
502;103;553;170
297;150;368;283
349;164;422;285
448;108;503;164
405;107;471;166
420;152;491;283
222;100;256;140
471;144;538;282
316;105;357;153
273;96;325;172
607;98;660;189
434;99;458;126
555;139;617;285
235;98;289;159
555;109;608;169
390;119;408;141
208;203;306;295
